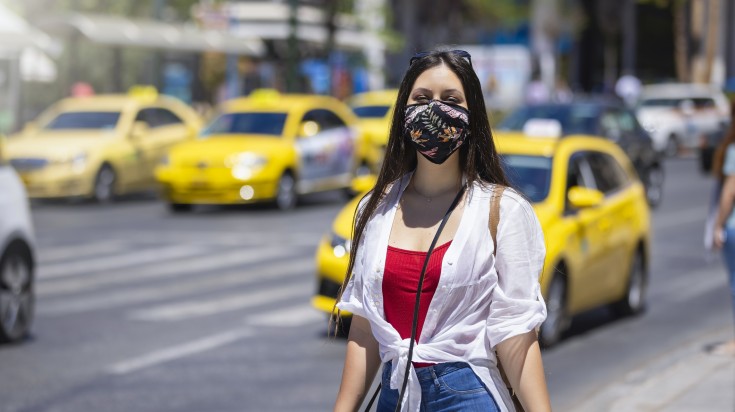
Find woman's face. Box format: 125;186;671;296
407;63;468;109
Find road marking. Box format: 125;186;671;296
247;304;324;327
107;328;254;375
38;246;295;296
38;240;128;264
129;282;308;321
653;206;707;230
39;245;207;279
112;230;321;247
38;257;313;315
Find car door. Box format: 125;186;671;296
295;108;356;192
585;151;637;303
135;107;190;185
565;152;612;313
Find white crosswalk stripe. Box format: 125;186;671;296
39;257;313;316
39;244;207;279
128;282;308;321
38;246;294;296
38;240;129;264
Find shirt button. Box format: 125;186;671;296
375;266;380;273
441;285;447;290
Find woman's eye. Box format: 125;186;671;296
444;96;459;103
414;95;429;102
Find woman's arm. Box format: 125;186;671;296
496;330;551;412
714;175;735;248
334;315;382;412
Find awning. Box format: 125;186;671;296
34;13;264;56
0;3;53;53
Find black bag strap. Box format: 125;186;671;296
364;184;466;411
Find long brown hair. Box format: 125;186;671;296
712;100;735;180
331;49;510;331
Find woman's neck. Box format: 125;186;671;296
411;155;463;198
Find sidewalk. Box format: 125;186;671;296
569;328;735;412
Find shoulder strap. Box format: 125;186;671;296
489;185;505;256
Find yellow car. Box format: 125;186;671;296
348;89;398;173
5;92;202;202
156;90;367;212
313;131;651;346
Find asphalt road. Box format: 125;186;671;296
1;156;732;412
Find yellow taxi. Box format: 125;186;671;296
348;89;398;172
5;90;202;202
156;89;367;212
313;125;651;346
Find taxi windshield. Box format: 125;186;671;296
498;105;600;135
352;105;391;118
45;112;121;130
502;155;552;203
202;112;287;137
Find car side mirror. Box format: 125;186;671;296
130;121;149;140
568;186;604;209
297;121;320;138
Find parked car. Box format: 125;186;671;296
5;92;202;202
636;83;730;156
156;89;368;211
313;134;652;346
348;89;398;173
0;137;36;343
497;99;665;208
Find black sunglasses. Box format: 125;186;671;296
409;50;472;66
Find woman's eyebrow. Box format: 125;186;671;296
411;87;433;94
441;88;465;96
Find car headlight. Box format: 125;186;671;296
227;152;268;180
329;232;352;258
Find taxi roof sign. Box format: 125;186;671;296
128;85;158;103
522;118;562;139
249;88;281;105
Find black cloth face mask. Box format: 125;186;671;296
403;100;470;164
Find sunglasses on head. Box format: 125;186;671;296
409;50;472;67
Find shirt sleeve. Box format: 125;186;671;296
335;195;371;318
486;192;547;348
723;144;735;176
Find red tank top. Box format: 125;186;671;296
383;240;451;368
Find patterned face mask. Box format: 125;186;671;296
403;100;470;164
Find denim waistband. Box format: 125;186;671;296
386;361;470;382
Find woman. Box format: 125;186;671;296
710;100;735;356
332;49;551;412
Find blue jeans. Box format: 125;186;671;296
721;227;735;321
377;361;499;412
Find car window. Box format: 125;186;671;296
201;112;288;137
692;98;715;109
352;105;391;118
497;105;600;135
136;108;184;128
302;109;347;131
587;152;629;194
45;112;121;130
638;98;682;108
501;155;552;203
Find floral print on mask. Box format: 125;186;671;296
404;100;470;164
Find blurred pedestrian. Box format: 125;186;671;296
710;99;735;356
333;49;551;412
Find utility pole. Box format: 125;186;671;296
286;0;299;92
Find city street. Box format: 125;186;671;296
0;156;733;412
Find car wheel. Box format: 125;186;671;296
613;250;647;317
665;135;679;157
539;274;569;347
275;172;297;210
0;243;34;344
645;165;665;208
93;165;116;203
168;203;192;213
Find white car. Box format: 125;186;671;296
636;83;729;156
0;139;36;343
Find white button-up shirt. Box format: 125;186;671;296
337;173;547;412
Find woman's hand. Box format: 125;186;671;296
714;227;727;249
